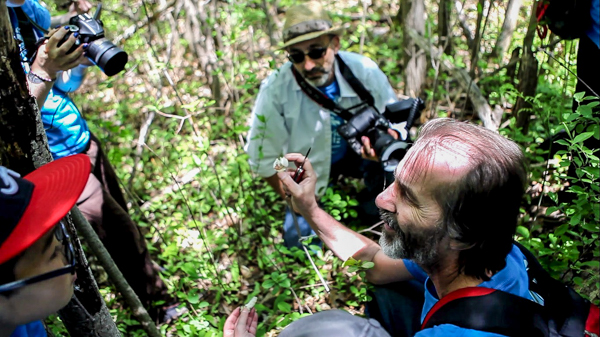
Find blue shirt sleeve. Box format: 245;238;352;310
21;0;51;31
10;321;47;337
403;259;428;283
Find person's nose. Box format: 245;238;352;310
304;57;316;72
375;183;397;213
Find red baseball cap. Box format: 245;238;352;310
0;154;90;265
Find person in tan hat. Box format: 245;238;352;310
245;1;405;249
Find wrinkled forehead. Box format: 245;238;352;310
396;136;472;186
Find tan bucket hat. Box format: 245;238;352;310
279;1;344;50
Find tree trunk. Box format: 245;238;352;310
438;0;453;54
514;1;539;134
506;46;521;80
407;28;502;130
70;208;161;337
455;0;474;49
492;0;523;59
470;0;486;78
400;0;427;97
0;3;52;172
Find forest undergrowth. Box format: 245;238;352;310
42;0;599;335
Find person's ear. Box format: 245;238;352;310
331;35;341;53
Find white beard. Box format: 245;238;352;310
305;72;332;87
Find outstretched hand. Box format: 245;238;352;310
223;307;258;337
277;153;319;217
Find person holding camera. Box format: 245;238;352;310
245;1;406;249
7;0;183;324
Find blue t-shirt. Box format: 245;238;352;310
41;88;90;159
10;0;90;159
318;80;348;164
587;0;600;48
404;245;535;337
10;321;47;337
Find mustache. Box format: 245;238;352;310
379;209;400;233
303;67;328;76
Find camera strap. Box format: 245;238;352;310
12;8;48;64
291;54;375;121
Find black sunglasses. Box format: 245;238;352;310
0;221;76;294
287;46;328;64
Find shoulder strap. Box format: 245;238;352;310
290;66;353;120
513;241;591;337
290;54;376;121
421;287;548;337
335;54;375;107
12;7;47;64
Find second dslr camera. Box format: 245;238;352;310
58;4;128;76
337;98;424;172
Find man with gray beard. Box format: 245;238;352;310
245;1;403;249
278;118;532;337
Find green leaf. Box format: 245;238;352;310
256;114;266;123
343;257;358;267
516;226;530;239
187;294;200;304
277;301;292;313
578;260;600;268
361;261;375;269
546;207;560;216
573;131;594;144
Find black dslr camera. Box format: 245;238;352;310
58;4;128;76
337;98;424;172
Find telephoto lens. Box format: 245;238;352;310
85;38;128;76
59;5;129;76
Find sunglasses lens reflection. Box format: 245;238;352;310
288;47;327;64
307;47;326;59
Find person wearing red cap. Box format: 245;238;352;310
7;0;182;323
0;154;90;337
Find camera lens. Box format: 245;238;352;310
86;38;128;76
379;140;410;172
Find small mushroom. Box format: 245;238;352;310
273;157;289;172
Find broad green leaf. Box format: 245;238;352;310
343;257;358;267
277;301;292;313
573;131;594;144
361;261;375;269
187;294;200;304
516;226;530;239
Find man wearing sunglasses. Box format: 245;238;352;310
0;154;89;337
245;1;401;248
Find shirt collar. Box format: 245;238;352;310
334;57;358;98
